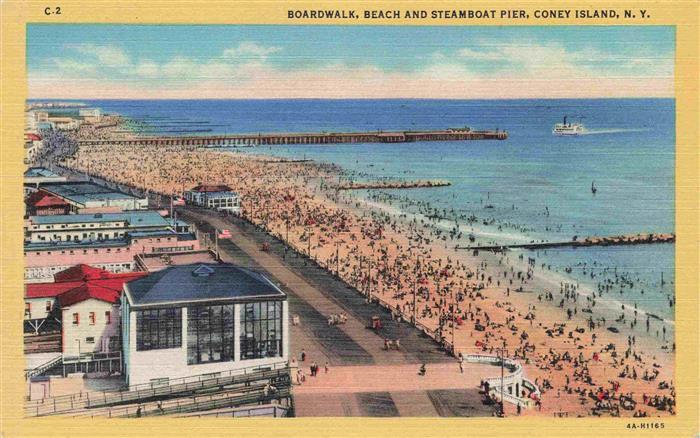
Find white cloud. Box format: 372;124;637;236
134;60;159;78
69;44;131;67
453;41;673;80
456;47;505;61
222;41;281;60
52;58;98;74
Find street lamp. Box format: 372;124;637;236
413;254;424;326
451;301;457;353
366;256;373;302
306;226;312;259
335;239;345;277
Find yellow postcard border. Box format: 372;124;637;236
1;1;698;437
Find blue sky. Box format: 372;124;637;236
27;25;675;99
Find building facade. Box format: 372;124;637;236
24;211;180;244
24;265;146;354
122;264;288;387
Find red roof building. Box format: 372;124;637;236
26;190;70;216
25;265;147;354
26;264;146;305
25;133;42;142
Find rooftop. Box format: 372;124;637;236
26;264;147;307
125;263;285;308
26;190;70;208
129;231;196;242
29;210;170;227
137;250;218;272
189;184;234;193
24;167;59;178
25;239;129;251
40;181;143;205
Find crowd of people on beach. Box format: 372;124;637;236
52;121;676;418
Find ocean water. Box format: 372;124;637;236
36;98;675;320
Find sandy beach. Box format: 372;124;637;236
46;120;676;418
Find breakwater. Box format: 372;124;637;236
460;233;675;251
77;128;507;147
334;179;451;190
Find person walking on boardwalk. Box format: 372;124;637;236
458;353;465;374
300;349;306;362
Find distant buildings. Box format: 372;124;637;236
35;121;55;131
24;134;44;163
25;111;49;132
78;108;101;119
47;116;81;131
121;264;288;387
185;184;241;214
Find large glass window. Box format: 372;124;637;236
136;308;182;351
187;305;234;365
240;301;283;360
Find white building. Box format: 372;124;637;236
78;108;102;118
24;265;146;352
184;184;241;214
121;264;288;387
25;111;49;131
48;117;81;131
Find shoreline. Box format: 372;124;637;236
346;192;676;327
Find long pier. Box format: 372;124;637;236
458;233;675;252
78;128;507;147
